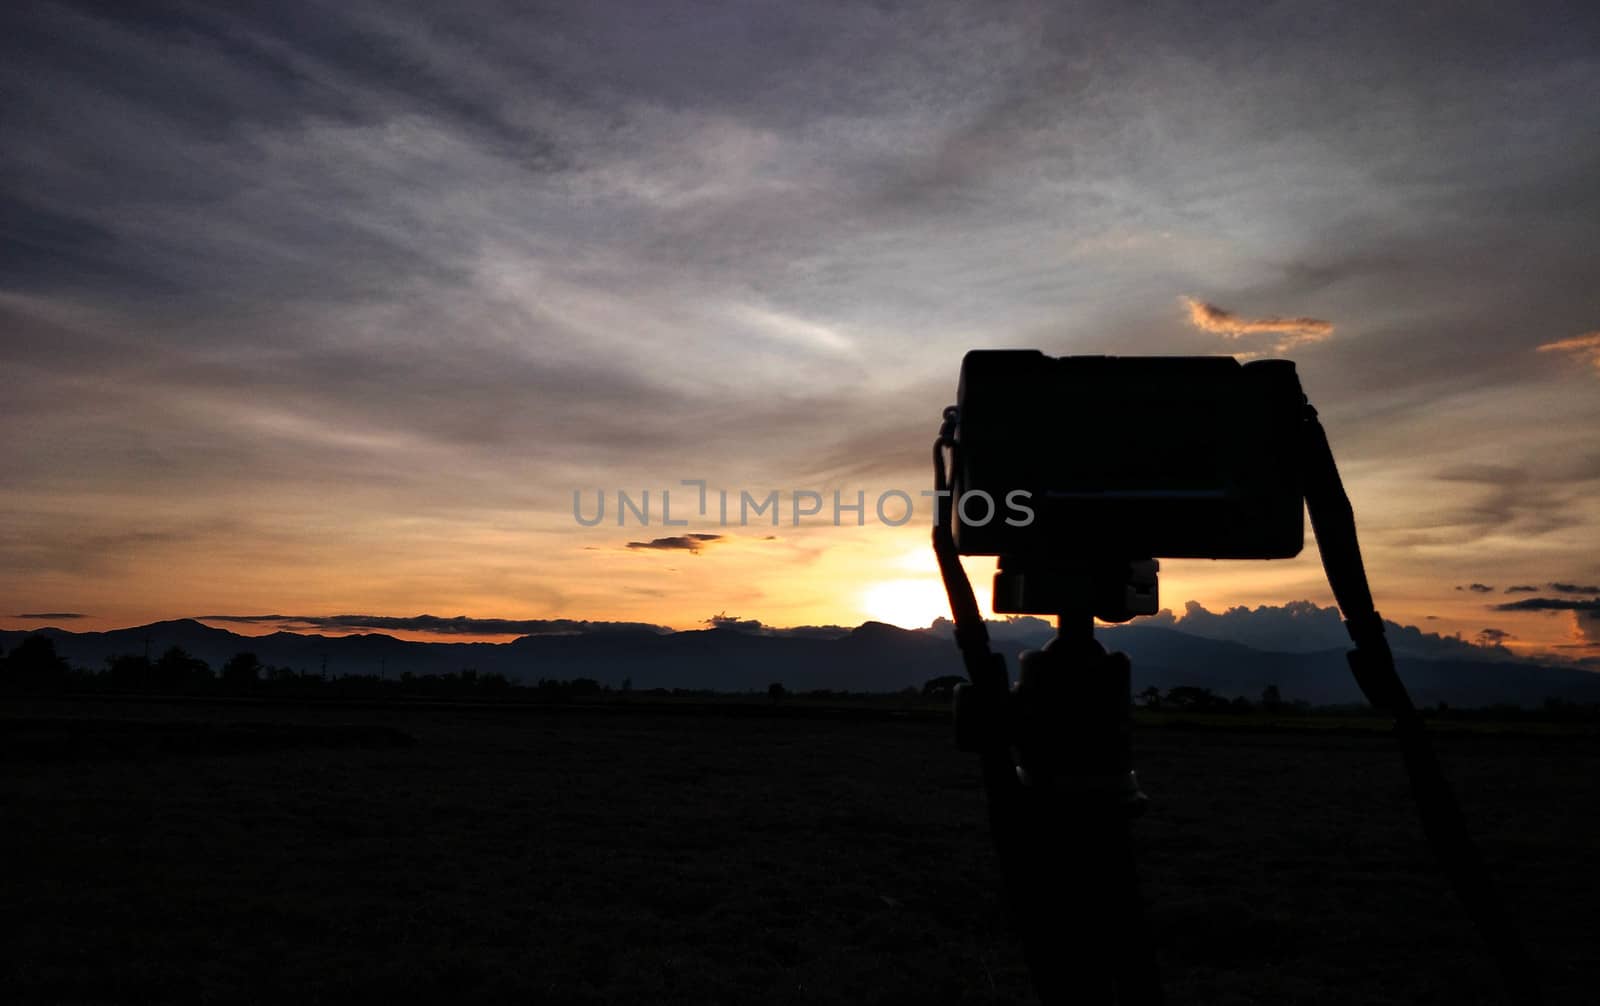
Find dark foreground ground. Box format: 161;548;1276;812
2;698;1595;1004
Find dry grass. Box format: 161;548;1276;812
3;698;1594;1004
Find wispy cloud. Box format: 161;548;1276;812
2;2;1598;648
1538;332;1600;374
724;304;857;356
1181;297;1333;353
11;612;88;620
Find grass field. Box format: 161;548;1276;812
3;697;1595;1004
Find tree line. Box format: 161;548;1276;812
5;634;1599;719
0;634;631;701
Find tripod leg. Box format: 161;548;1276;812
993;643;1162;1005
998;795;1160;1005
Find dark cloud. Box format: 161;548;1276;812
704;612;763;632
1494;597;1600;612
626;534;723;553
701;613;851;639
199;614;670;636
1505;585;1539;593
1550;582;1600;595
11;612;87;620
1456;584;1496;593
1476;627;1514;645
1490;596;1600;646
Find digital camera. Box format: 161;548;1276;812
950;351;1306;562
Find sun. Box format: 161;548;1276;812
858;577;953;629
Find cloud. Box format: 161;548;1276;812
1181;297;1334;353
1549;582;1600;595
1493;597;1600;613
626;533;723;553
1476;627;1514;645
11;612;87;620
724;303;856;356
1456;583;1495;593
1154;599;1522;660
938;601;1528;660
1504;585;1539;593
702;613;851;638
199;614;670;636
1394;464;1588;551
1490;596;1600;646
704;612;764;632
1435;464;1527;485
3;2;1599;628
1538;331;1600;374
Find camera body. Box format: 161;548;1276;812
950;351;1306;564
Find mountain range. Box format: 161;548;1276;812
5;616;1599;709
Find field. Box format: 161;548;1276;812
3;697;1596;1004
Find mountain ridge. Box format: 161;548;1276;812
3;617;1597;708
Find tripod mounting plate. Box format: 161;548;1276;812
993;556;1159;622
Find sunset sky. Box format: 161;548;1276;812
3;2;1597;659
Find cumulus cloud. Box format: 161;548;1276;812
1181;297;1334;353
200;614;670;636
940;601;1528;659
1156;599;1523;660
626;533;723;553
1538;331;1600;374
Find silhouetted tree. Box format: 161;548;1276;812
2;634;70;692
104;653;151;691
922;675;965;699
767;681;787;702
151;646;212;693
1260;684;1283;712
221;652;263;691
1136;685;1162;710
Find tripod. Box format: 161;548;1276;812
931;401;1541;1005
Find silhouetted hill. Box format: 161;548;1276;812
5;618;1600;707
